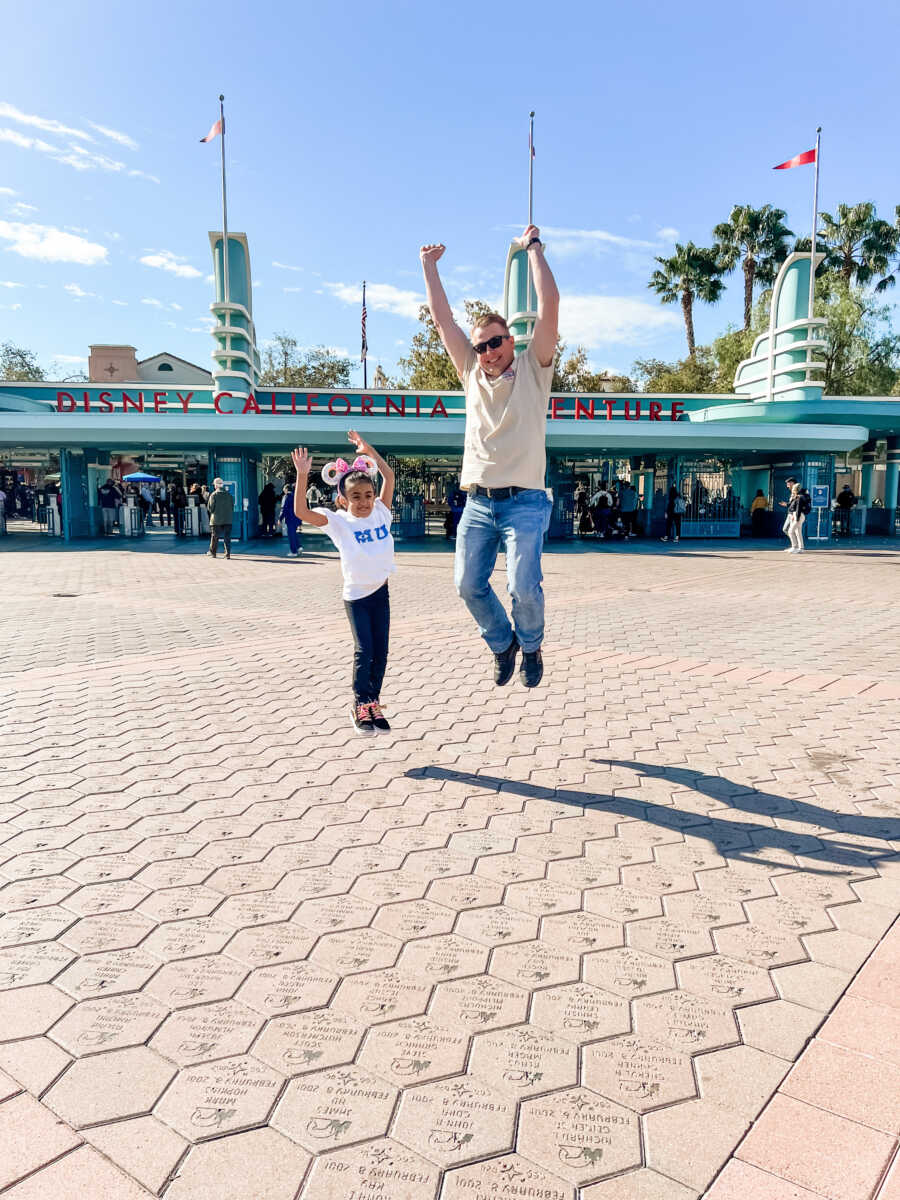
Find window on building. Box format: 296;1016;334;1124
157;363;174;372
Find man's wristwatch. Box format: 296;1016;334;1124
526;236;542;250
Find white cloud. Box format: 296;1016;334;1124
129;169;160;184
0;101;92;141
252;279;262;287
87;121;138;151
141;297;164;308
112;299;128;306
0;126;157;181
0;220;107;264
0;280;24;288
0;186;16;196
170;301;182;311
324;280;423;321
185;325;212;333
656;227;680;241
272;260;303;271
65;225;88;234
54;353;87;363
64;282;96;298
9;201;37;215
540;225;664;256
282;286;302;293
140;250;202;279
0;301;22;311
558;293;681;348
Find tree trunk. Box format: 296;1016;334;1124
681;290;695;357
743;257;755;330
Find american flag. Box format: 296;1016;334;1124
360;281;368;362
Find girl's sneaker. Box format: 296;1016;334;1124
368;702;391;732
351;702;375;735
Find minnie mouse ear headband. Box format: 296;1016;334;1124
321;455;378;494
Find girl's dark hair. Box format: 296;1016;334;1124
339;470;376;495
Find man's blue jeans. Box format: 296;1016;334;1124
454;488;552;654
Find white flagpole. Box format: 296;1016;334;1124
808;126;821;321
219;94;230;306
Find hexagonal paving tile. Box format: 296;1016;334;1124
429;973;530;1033
136;861;213;889
425;875;504;909
696;866;775;902
504;879;582;916
582;1033;696;1112
453;904;539;947
331;967;433;1025
236;961;340;1017
632;988;740;1052
223;923;317;968
294;894;377;934
582;947;676;998
150;999;264;1065
252;1008;366;1075
0;905;78;948
713;922;808;968
145;955;249;1008
515;833;585;861
59;912;157;955
154;1054;283;1141
653;841;727;873
546;858;619;889
584;839;655;869
395;934;489;983
530;983;630;1043
619;865;697;896
62;880;152;917
0;941;75;989
43;1045;176;1127
274;867;357;904
310;928;402;975
583;886;663;922
474;853;545;885
743;895;834;934
447;830;515;856
540;912;623;953
205;862;286;896
676;953;777;1004
302;1137;440;1200
517;1087;641;1184
55;948;162;1000
203;892;298;929
0;876;78;911
142;917;235;961
136;885;222;923
773;871;858;906
469;1023;578;1097
330;846;405;875
350;871;430;905
271;1064;397;1153
50;991;169;1054
162;1127;309;1200
661;891;747;928
441;1154;574;1200
490;940;580;989
356;1014;469;1086
626;918;715;961
393;1075;515;1167
370;899;456;940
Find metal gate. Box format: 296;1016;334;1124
387;456;426;540
677;458;741;537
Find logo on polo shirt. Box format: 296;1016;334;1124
353;525;389;544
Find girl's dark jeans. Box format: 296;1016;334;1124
344;583;390;703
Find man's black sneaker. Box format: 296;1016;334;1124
520;649;544;688
368;702;391;732
350;702;375;736
493;636;519;686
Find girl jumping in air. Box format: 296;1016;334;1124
291;433;395;736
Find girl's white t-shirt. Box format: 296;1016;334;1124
315;499;396;601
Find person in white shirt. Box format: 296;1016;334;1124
292;434;396;737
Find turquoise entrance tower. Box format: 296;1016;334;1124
209;232;260;401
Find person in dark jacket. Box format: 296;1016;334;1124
206;478;235;558
172;484;188;537
835;484;857;536
259;483;277;537
661;485;684;543
280;484;302;556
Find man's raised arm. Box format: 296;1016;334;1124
420;244;471;379
518;224;559;368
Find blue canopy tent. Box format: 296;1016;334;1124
122;472;162;483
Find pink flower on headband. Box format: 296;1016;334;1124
321;454;378;488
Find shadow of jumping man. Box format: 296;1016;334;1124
405;760;898;881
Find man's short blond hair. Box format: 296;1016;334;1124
471;312;510;336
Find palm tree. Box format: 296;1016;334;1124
873;205;900;293
648;242;724;357
816;202;898;289
713;204;793;329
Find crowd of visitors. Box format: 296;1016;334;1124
573;479;645;540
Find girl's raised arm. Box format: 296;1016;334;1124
290;448;329;527
348;431;394;508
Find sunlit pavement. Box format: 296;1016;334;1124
0;535;898;1199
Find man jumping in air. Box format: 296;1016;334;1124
420;226;559;687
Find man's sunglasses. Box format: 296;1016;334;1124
472;334;510;355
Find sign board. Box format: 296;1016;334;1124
812;485;830;509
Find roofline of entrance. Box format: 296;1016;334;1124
0;414;869;454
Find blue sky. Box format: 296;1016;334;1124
1;0;897;386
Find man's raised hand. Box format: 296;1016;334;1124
291;447;313;476
515;225;541;250
420;243;446;266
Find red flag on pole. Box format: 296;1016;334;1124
200;118;223;143
773;148;816;170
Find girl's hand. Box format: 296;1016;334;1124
348;430;376;458
291;447;313;475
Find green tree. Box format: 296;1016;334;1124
713;204;793;329
396;300;491;389
817;278;900;395
258;333;351;388
1;342;45;381
814;202;899;289
648;242;725;356
632;351;717;393
553;345;634;392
